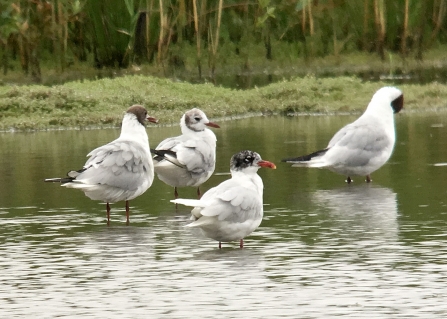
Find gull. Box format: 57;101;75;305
151;108;219;199
45;105;158;224
172;150;276;249
282;86;404;183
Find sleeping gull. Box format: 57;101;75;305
282;86;403;183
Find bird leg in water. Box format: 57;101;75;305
219;242;222;249
125;200;130;224
106;202;111;225
174;187;179;209
239;239;244;249
197;187;201;199
346;176;353;184
366;175;372;183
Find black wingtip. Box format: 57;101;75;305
44;178;61;183
152;149;177;158
282;148;329;163
45;167;85;184
44;177;74;183
152;148;179;163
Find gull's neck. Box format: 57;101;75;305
361;97;395;130
231;168;264;196
181;123;217;144
365;96;394;117
119;113;149;147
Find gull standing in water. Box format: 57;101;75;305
172;150;276;249
151;108;219;199
45;105;158;224
282;86;404;183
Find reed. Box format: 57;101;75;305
208;0;223;78
2;0;447;80
85;0;141;68
192;0;202;78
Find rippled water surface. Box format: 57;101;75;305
1;113;447;318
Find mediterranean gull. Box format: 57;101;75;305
172;150;276;249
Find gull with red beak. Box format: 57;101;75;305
152;108;220;199
45;105;158;224
172;150;276;249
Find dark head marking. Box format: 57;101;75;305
184;108;205;131
230;150;260;171
127;105;148;126
391;94;404;114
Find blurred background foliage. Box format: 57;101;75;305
0;0;446;82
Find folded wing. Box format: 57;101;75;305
74;141;152;191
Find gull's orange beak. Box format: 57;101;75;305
205;121;220;128
258;160;276;169
147;116;158;124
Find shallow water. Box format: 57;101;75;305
1;113;447;318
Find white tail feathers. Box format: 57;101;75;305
171;198;206;207
184;217;212;228
291;160;327;168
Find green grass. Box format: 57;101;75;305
0;74;446;131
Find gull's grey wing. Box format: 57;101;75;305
151;148;186;168
155;134;215;174
327;123;352;148
75;141;151;191
175;139;215;174
155;136;180;153
325;123;391;167
196;180;261;223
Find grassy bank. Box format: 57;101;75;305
1;75;447;131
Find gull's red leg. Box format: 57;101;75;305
106;202;111;225
125;200;130;225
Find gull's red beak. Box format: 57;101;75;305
147;116;158;124
205;121;220;128
258;160;276;169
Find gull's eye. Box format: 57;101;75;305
244;156;252;163
194;117;201;122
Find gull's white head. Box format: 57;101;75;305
368;86;404;114
230;150;276;174
181;108;220;132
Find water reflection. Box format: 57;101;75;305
2;114;447;318
312;184;398;241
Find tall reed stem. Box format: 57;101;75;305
192;0;202;78
401;0;409;58
157;0;164;64
209;0;223;78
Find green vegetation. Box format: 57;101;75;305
1;0;447;82
1;75;446;131
2;1;446;129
